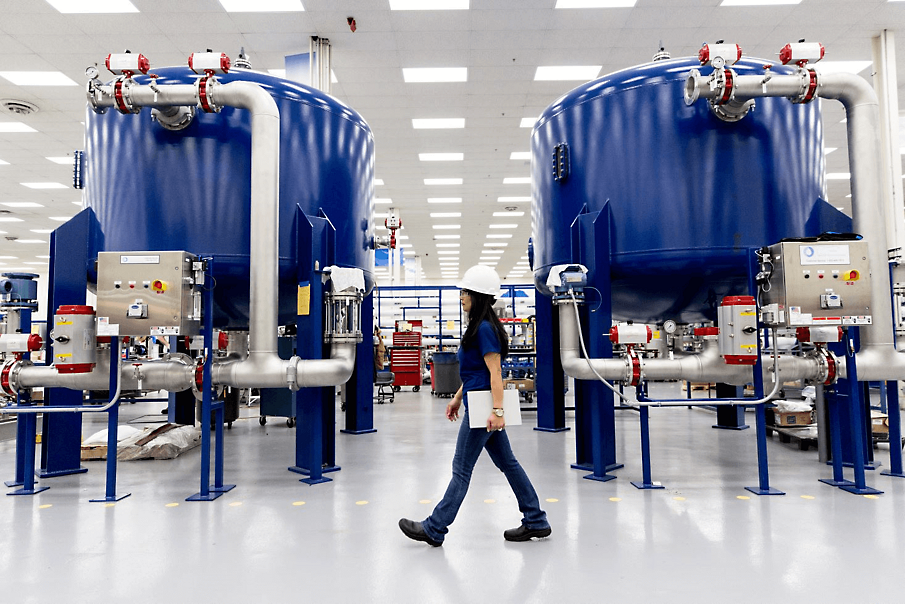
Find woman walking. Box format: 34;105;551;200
399;265;551;547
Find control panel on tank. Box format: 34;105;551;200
96;251;202;336
758;241;872;327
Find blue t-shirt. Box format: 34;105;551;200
458;321;502;402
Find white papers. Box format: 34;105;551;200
467;389;522;429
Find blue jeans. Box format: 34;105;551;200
421;416;549;543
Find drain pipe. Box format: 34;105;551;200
684;48;905;381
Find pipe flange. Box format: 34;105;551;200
627;348;642;387
710;98;755;123
707;68;737;107
791;68;818;105
1;359;30;397
196;76;221;113
86;80;109;115
814;346;838;385
151;105;195;131
113;77;140;115
684;69;702;106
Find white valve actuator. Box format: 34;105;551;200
779;42;825;67
609;324;652;345
698;43;743;67
188;52;231;75
106;53;150;76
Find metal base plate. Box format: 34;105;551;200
186;491;226;501
583;473;616;483
880;470;905;478
89;492;132;503
838;484;883;495
631;481;665;490
340;428;377;435
288;465;341;476
300;476;332;485
712;425;751;431
37;467;88;478
210;484;236;493
4;480;22;487
571;462;624;472
818;478;855;487
744;486;785;496
7;486;49;496
534;427;571;433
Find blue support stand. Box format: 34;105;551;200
881;381;904;478
187;260;235;501
820;331;882;495
7;394;48;497
341;292;377;435
745;325;784;496
534;293;569;433
39;209;101;479
89;337;130;503
631;403;664;490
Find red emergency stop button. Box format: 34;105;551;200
844;270;859;281
151;280;168;292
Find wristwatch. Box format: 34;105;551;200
492;408;504;417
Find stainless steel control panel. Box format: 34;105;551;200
760;241;872;327
96;251;200;336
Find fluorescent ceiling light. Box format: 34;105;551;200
494;211;524;217
519;118;537;128
23;262;47;265
390;0;468;8
30;229;53;234
425;178;463;185
36;256;50;259
433;225;461;230
21;182;67;189
479;256;500;261
487;234;513;239
374;179;385;186
440;263;459;267
814;61;872;75
15;239;45;243
413;118;465;129
1;202;43;208
404;68;467;83
430;212;461;218
0;122;37;133
836;206;845;211
826;173;851;180
0;217;23;222
218;0;305;12
510;152;531;160
516;262;531;266
484;242;509;247
46;0;139;12
479;261;498;266
0;159;8;165
825;147;838;155
375;198;392;205
403;250;416;255
398;243;413;248
434;235;460;240
498;196;531;202
419;153;464;161
503;177;530;184
46;157;75;165
71;201;83;206
51;217;73;222
0;256;17;259
482;251;504;256
534;66;601;81
556;0;636;6
490;224;519;229
436;244;461;248
397;235;409;240
437;251;460;255
0;71;78;86
428;198;462;204
372;212;389;218
720;0;800;5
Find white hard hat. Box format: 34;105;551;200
458;265;502;299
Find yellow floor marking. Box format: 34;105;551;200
104;503;115;508
673;497;686;501
545;498;559;503
165;503;179;508
608;497;621;502
419;499;431;504
800;495;815;500
229;501;243;507
736;495;750;500
356;500;369;506
38;504;52;509
484;499;496;504
864;494;880;500
292;501;306;506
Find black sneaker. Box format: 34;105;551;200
504;525;552;542
399;518;442;547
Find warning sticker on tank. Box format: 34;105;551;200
151;326;180;336
842;316;872;325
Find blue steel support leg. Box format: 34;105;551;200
8;399;48;496
188;260;233;501
90;338;130;503
838;340;882;495
745;404;784;496
5;411;28;487
881;382;904;478
820;392;855;487
631;402;664;490
341;292;376;435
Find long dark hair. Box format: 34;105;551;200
461;290;509;359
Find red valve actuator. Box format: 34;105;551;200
779;42;825;67
796;326;842;343
189;52;231;75
106;53;151;76
698;43;743;67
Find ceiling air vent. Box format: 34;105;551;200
1;100;39;116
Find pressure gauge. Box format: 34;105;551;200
663;320;677;334
85;65;99;80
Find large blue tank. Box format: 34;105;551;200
532;57;847;323
84;67;374;329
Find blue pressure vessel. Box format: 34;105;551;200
532;57;848;323
83;67;374;329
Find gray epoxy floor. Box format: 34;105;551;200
1;388;904;603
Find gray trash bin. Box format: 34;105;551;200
431;352;461;397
